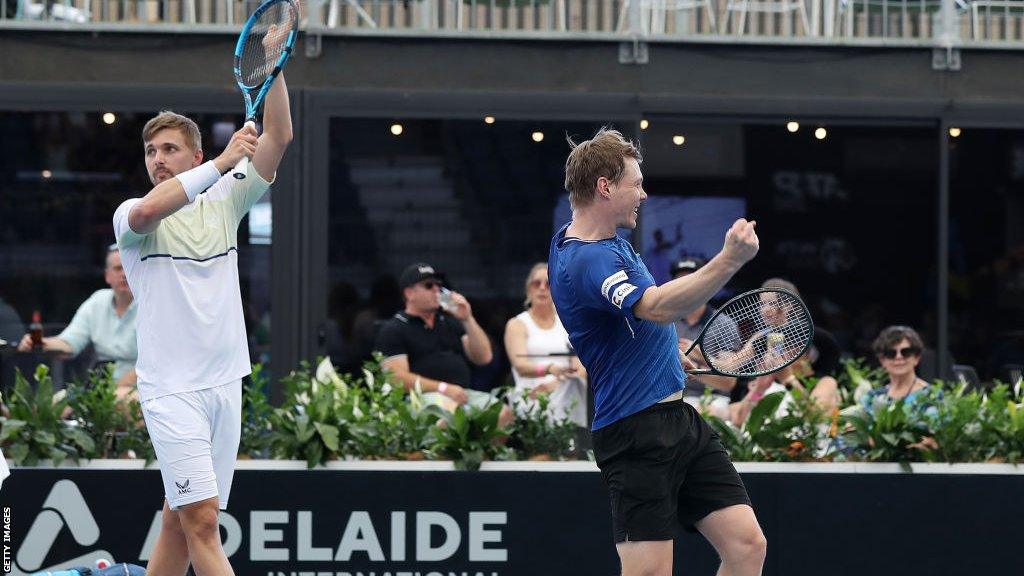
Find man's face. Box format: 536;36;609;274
104;251;131;297
144;128;202;186
404;278;442;313
606;157;646;230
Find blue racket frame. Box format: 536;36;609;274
233;0;299;124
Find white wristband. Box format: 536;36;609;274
438;382;449;395
177;161;222;203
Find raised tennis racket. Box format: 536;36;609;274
231;0;299;180
684;288;814;378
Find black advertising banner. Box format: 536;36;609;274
1;467;621;576
3;465;1024;576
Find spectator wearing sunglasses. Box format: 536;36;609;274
861;325;933;414
376;262;514;427
504;262;588;427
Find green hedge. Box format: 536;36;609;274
705;359;1024;464
3;357;1022;469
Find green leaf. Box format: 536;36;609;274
746;392;785;437
8;443;28;464
64;427;96;453
294;414;315;443
35;431;56;447
305;441;324;468
452;406;469;437
0;419;27;442
314;423;340;452
50;447;66;468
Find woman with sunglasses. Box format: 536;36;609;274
861;325;931;413
504;262;588;427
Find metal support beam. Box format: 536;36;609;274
937;121;951;382
932;47;961;71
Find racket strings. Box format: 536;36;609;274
701;291;813;376
240;4;297;89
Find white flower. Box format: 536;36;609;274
363;368;375;391
381;383;393;396
316;357;348;392
295;392;310;406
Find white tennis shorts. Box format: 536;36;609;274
141;379;242;510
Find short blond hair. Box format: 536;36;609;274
142;111;202;151
564;127;642;209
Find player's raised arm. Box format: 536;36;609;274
633;219;759;324
251;72;292;182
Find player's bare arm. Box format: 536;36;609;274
634;219;759;324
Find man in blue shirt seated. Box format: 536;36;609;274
18;245;137;399
549;128;763;576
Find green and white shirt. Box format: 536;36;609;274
113;163;271;401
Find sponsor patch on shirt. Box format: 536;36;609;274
601;270;629;299
610;283;638;309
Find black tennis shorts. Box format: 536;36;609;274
592;399;752;543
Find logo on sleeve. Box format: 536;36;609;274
601;271;629;298
611;283;638;309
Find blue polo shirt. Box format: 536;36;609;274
549;223;686;430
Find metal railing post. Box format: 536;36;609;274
932;0;961;70
419;0;434;30
629;0;643;35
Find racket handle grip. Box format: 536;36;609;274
232;120;257;180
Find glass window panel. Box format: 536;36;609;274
949;128;1024;382
326;117;632;390
640;119;938;366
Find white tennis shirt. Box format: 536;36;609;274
113;162;271;401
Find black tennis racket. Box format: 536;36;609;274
231;0;299;180
684;288;814;378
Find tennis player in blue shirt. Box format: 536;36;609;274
550;128;765;576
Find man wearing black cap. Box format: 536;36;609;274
671;257;741;399
376;263;509;422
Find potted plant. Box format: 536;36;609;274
0;365;94;466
